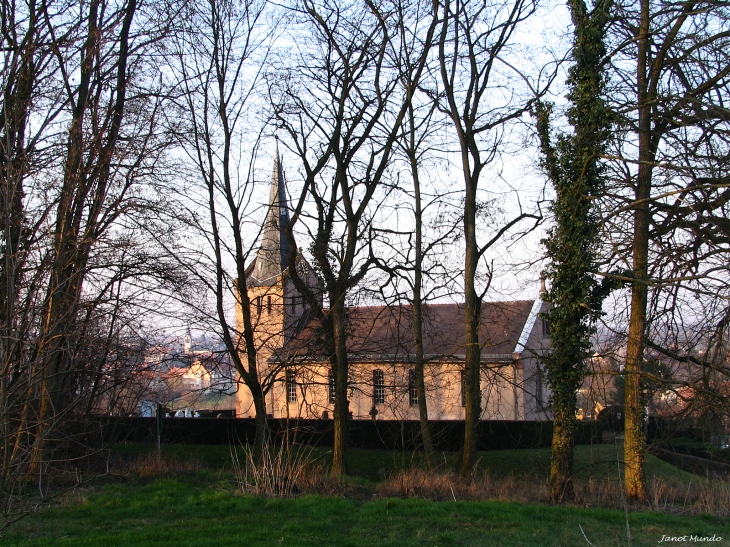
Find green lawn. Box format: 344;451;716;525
4;478;728;547
3;443;725;547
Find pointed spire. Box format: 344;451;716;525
252;145;292;284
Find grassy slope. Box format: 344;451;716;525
346;443;695;483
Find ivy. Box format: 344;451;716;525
536;0;613;501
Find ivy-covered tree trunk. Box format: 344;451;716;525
330;294;350;476
536;0;612;503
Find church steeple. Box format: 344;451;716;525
251;144;292;285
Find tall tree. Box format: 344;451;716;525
602;0;730;501
275;0;437;475
169;0;275;457
434;0;541;476
1;0;59;507
536;0;612;502
370;0;455;472
402;96;438;471
31;0;141;476
1;0;182;516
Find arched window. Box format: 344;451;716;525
536;367;545;409
460;370;466;407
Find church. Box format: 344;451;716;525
236;150;552;421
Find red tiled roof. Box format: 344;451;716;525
276;300;534;363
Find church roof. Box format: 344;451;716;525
248;145;291;286
274;300;537;363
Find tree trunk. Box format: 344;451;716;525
461;179;481;478
413;300;435;471
233;282;268;459
330;294;349;476
252;385;268;458
550;393;576;501
624;0;651;503
409;120;435;471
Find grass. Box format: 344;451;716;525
3;442;727;546
4;478;728;547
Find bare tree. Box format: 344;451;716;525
167;0;277;457
273;0;437;475
1;0;181;524
360;0;460;472
600;0;730;501
434;0;541;476
1;0;58;506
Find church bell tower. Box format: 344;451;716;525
235;145;321;418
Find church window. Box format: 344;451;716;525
373;369;385;406
286;370;297;403
328;369;336;404
408;369;418;406
255;296;261;316
267;295;272;314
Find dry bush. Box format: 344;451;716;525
376;468;730;517
232;443;344;497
